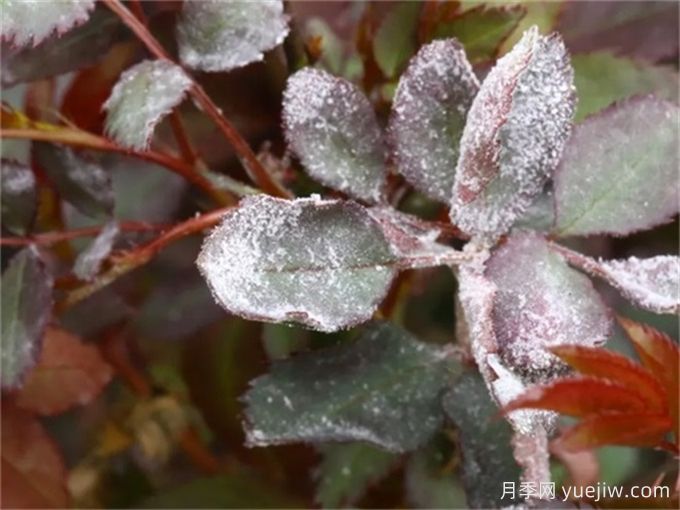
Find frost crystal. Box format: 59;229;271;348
103;60;192;151
196;195;398;332
388;38;479;202
176;0;289;72
73;222;119;281
1;0;95;47
451;26;575;240
283;68;386;203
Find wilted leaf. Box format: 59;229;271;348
1;401;68;508
554;97;679;237
372;2;420;78
388;38;479;202
572;52;678;121
486;232;611;378
1;7;121;87
443;372;522;508
1;247;53;389
314;443;398;508
450;26;575;240
15;326;113;415
243;322;454;452
197;195;397;332
283;68;386;203
73;221;119;281
1;159;36;235
0;0;95;47
103;60;192;151
33;142;113;219
176;0;289;72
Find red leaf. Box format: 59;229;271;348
1;401;68;508
503;377;648;417
550;344;667;412
16;326;113;416
553;412;672;452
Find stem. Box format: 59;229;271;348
102;0;291;199
169;110;198;166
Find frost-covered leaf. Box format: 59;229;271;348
1;248;53;389
314;443;398;508
512;185;555;232
388;39;479;202
283;68;386;203
1;160;36;235
450;26;575;240
176;0;289;72
485;232;611;379
554;96;679;237
15;326;113;416
197;195;397;332
243;322;454;452
0;0;95;47
34;142;113;219
372;2;420;79
73;221;119;281
103;60;192;151
443;372;522;508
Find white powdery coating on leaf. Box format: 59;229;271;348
73;221;119;281
2;161;35;194
196;195;397;332
451;26;575;240
103;60;192;151
177;0;289;72
283;68;386;203
1;0;94;47
388;38;479;202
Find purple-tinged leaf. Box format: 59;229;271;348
388;39;479;202
1;248;53;389
73;221;119;281
554;96;679;237
103;60;192;151
1;160;36;235
283;68;386;203
177;0;289;72
1;0;95;48
450;26;575;241
485;232;611;380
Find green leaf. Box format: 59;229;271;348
572;52;678;122
34;143;113;219
511;185;555;233
176;0;289;72
432;5;526;63
443;371;522;508
243;321;456;452
314;442;398;508
373;2;420;79
554;96;679;237
197;196;398;332
262;323;308;361
1;248;53;388
1;160;36;235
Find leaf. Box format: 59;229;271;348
176;0;289;72
243;321;454;452
553;96;679;237
443;372;522;508
572;52;678;122
1;159;36;235
197;195;397;332
1;247;53;389
511;185;555;232
485;232;611;378
1;401;68;508
431;5;526;63
33;142;114;219
15;326;113;415
103;59;192;151
1;7;122;87
314;442;398;508
372;2;420;79
0;0;95;47
283;68;386;203
73;221;119;281
450;26;575;240
388;38;479;202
